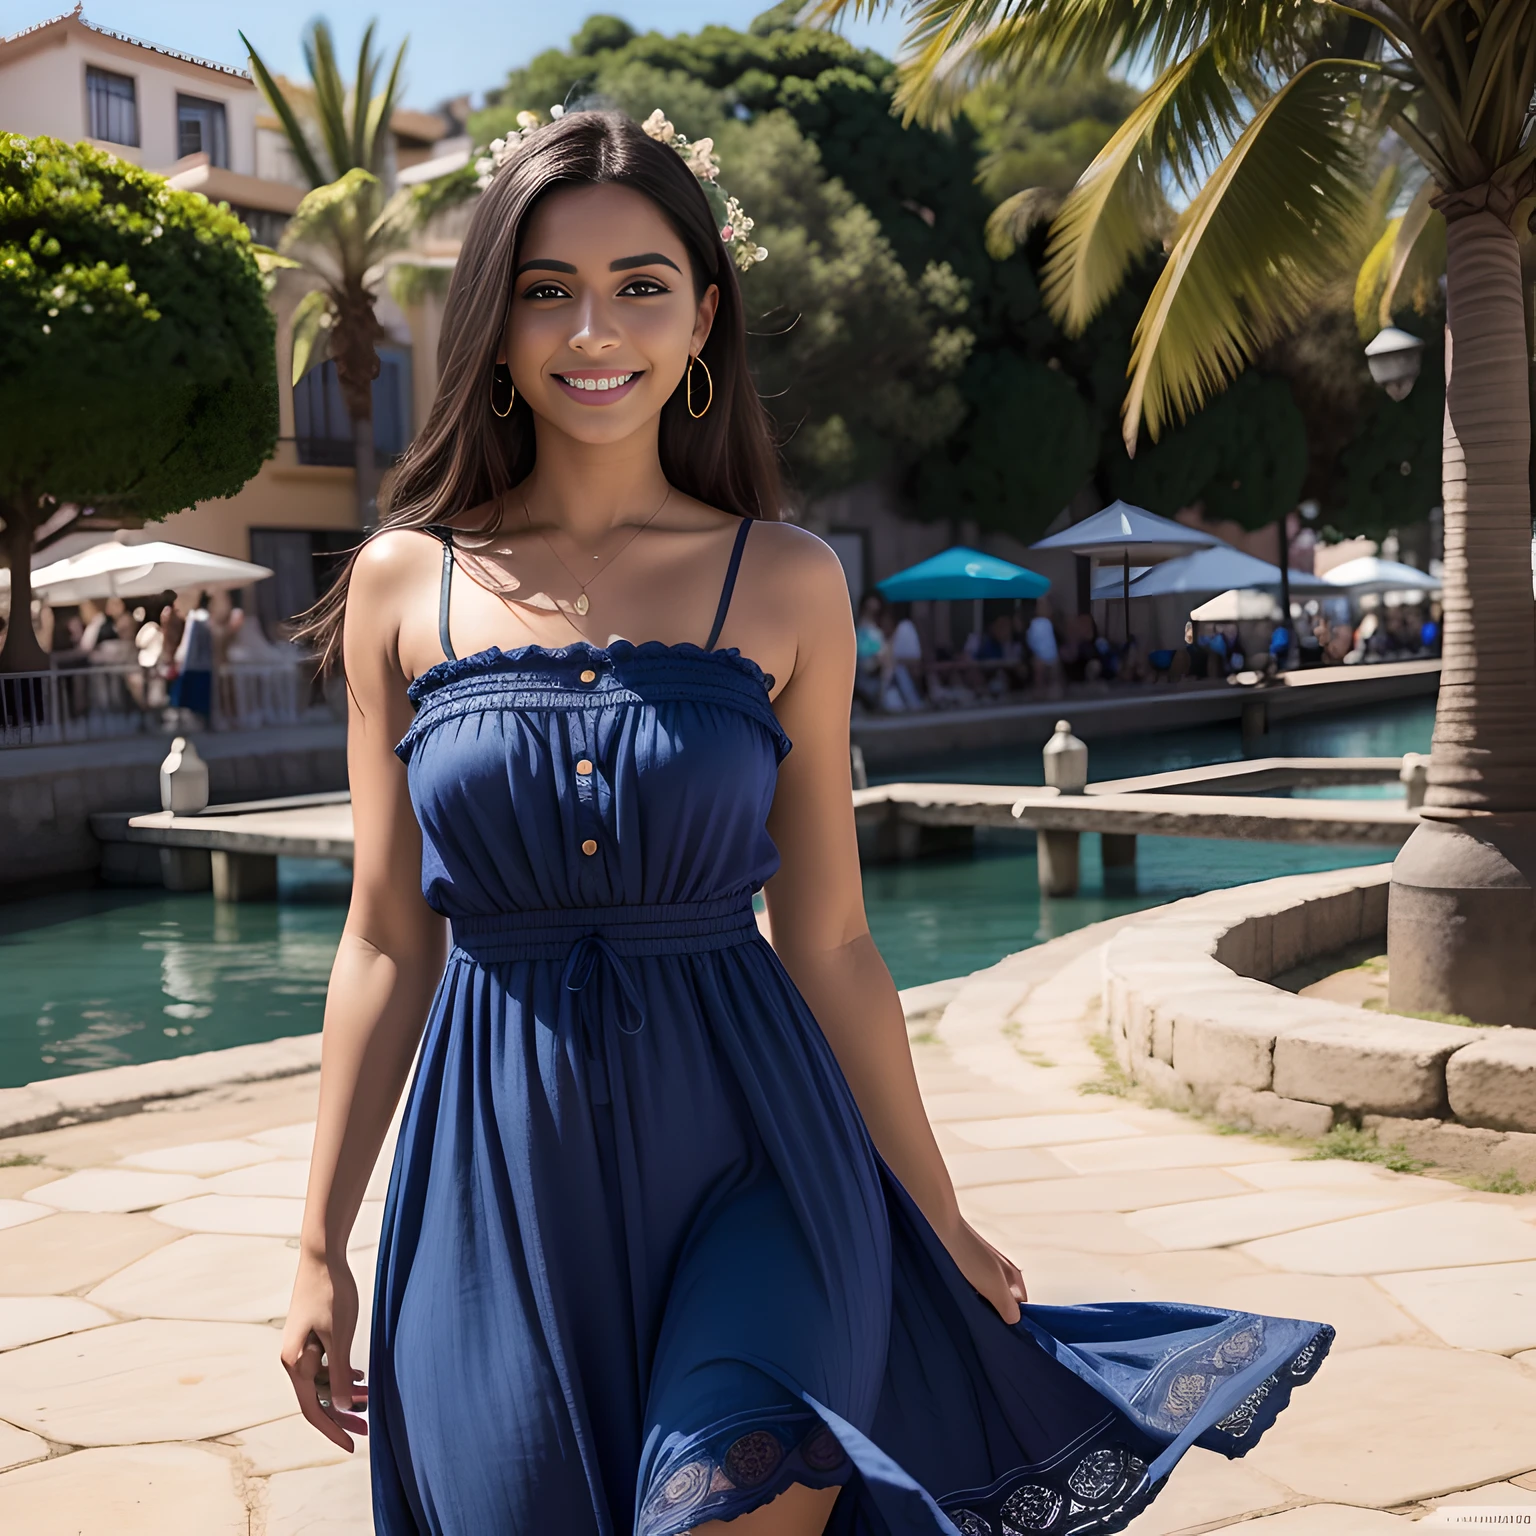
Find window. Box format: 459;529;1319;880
86;67;138;146
248;529;358;635
230;205;289;248
177;94;229;166
293;346;413;467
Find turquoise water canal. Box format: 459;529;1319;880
0;700;1434;1088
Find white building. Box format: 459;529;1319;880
0;6;455;629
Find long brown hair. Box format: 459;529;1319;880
298;108;783;670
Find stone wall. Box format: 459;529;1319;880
0;724;347;896
1102;866;1536;1179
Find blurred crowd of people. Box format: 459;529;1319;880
0;587;303;729
850;594;1444;716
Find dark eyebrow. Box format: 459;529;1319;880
513;258;577;277
610;252;682;273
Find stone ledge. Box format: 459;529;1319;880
0;1034;323;1140
1446;1032;1536;1134
1101;864;1529;1151
1274;1016;1480;1118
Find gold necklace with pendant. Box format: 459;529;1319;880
523;487;672;618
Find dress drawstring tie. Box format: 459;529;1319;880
559;934;648;1105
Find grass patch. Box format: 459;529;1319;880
1361;998;1491;1027
0;1153;42;1168
1454;1168;1536;1195
1078;1032;1132;1098
1305;1125;1431;1174
908;1026;939;1046
1017;1050;1058;1069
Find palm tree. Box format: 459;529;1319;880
817;0;1536;1024
241;20;410;530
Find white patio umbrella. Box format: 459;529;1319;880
29;540;272;605
1033;501;1222;637
1188;589;1283;623
1322;556;1442;596
1091;544;1332;600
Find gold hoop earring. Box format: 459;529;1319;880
490;362;515;419
686;353;713;419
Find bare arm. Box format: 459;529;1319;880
281;534;449;1449
762;537;1025;1322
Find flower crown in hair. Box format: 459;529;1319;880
639;110;767;275
475;105;767;275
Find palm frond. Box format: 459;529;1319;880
363;40;409;175
289;287;336;385
303;20;354;178
240;31;326;187
1121;58;1376;451
1381;186;1446;322
350;21;380;173
1039;42;1251;337
366;187;425;254
820;0;1317;125
281;167;382;276
984;187;1065;258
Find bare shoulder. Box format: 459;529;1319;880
744;519;847;597
350;526;442;595
343;527;443;676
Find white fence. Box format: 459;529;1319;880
0;661;315;747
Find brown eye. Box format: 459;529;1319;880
523;282;568;300
619;277;669;297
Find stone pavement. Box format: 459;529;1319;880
1;919;1534;1533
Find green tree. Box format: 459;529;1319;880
478;28;973;495
241;19;410;530
0;136;276;673
718;111;973;488
817;0;1536;1020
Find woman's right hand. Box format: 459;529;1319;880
281;1250;368;1452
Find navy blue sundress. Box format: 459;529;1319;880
370;516;1332;1536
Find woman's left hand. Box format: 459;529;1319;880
938;1215;1027;1323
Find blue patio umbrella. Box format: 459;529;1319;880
875;545;1050;602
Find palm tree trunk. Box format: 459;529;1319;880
1388;206;1536;1025
351;412;380;533
0;495;49;674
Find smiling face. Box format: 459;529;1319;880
500;181;719;446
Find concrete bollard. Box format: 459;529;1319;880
1400;751;1428;809
160;736;209;815
1040;720;1086;896
1043;720;1088;794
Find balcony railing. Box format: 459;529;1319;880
0;660;316;748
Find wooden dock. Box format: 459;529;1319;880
91;757;1413;902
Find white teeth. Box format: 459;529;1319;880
563;373;633;392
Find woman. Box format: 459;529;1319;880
853;592;887;713
283;110;1329;1536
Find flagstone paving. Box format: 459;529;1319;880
0;920;1533;1530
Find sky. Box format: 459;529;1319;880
0;1;912;112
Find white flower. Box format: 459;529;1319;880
683;136;719;181
516;111;540;132
642;109;676;144
549;104;564;119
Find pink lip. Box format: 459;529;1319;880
551;371;644;405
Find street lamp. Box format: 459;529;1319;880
1364;326;1426;400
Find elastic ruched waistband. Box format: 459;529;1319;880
449;895;760;965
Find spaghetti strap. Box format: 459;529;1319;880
704;517;752;652
421;525;457;662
